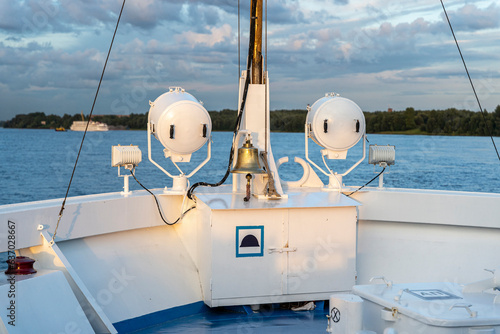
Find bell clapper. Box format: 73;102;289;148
244;173;252;202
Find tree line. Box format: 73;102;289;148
364;106;500;136
3;106;500;136
2;112;148;130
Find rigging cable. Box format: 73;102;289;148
345;167;386;197
186;0;259;200
440;0;500;161
130;170;195;225
50;0;127;245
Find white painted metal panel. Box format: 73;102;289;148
0;191;186;251
287;207;357;294
351;187;500;228
55;226;202;324
210;209;285;300
0;271;95;334
195;189;360;210
357;220;500;285
241;84;266;148
193;200;214;304
25;232;117;333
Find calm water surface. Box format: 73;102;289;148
0;128;499;206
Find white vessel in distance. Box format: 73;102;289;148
70;111;109;131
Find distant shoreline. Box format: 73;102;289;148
2;106;500;137
1;127;498;138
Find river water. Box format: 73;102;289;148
0;128;499;284
0;128;499;206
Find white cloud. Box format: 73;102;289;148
447;3;500;31
177;24;233;48
1;0;500;121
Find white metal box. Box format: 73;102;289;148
195;191;359;307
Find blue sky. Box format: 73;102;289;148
0;0;499;121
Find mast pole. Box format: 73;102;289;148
251;0;263;84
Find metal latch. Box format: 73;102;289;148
268;247;297;254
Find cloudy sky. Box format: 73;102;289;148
0;0;499;121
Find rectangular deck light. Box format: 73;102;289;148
112;145;142;167
369;145;395;166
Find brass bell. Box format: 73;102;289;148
231;139;266;174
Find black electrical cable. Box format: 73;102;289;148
440;0;500;162
51;0;126;243
186;75;247;200
130;170;195;225
187;0;259;200
345;167;386;197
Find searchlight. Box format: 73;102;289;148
148;87;212;192
305;93;366;191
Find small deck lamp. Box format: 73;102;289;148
368;144;396;188
111;145;142;195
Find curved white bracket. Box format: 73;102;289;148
305;124;330;177
148;121;176;178
340;133;366;177
305;124;366;190
276;156;310;188
148;121;211;182
187;138;211;178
